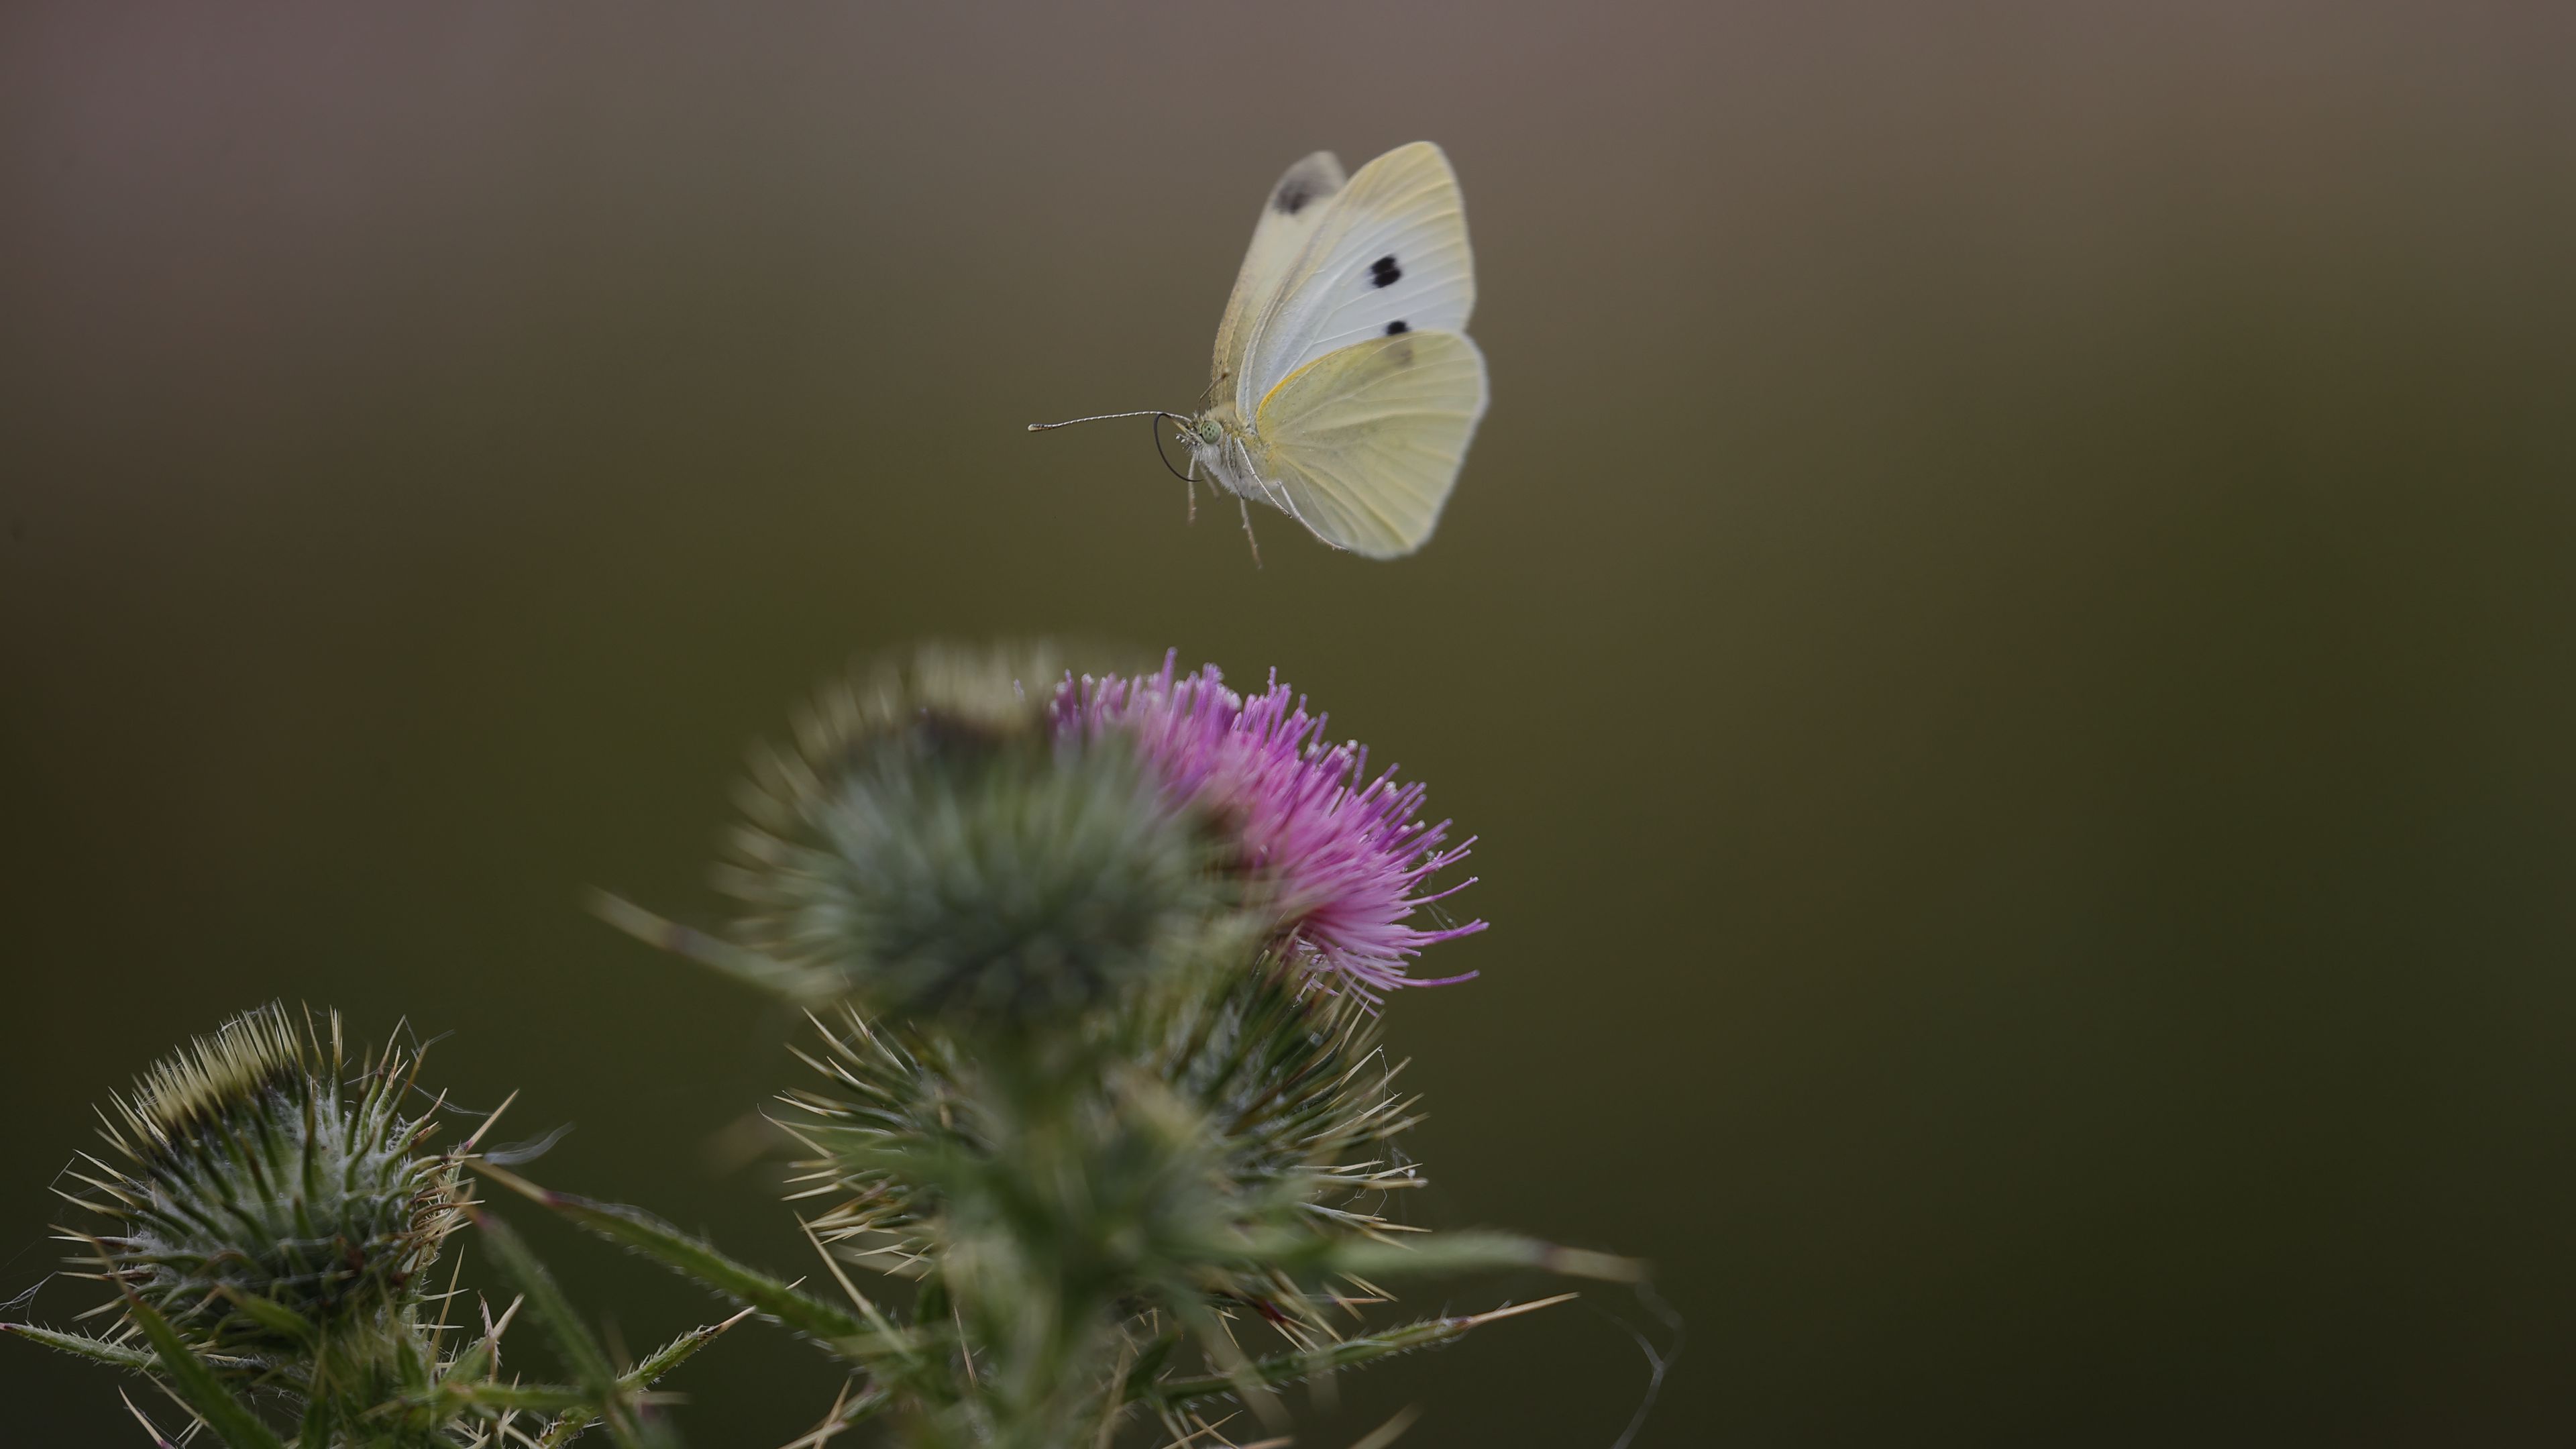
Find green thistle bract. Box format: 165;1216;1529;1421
72;1003;462;1360
785;958;1420;1365
720;645;1235;1024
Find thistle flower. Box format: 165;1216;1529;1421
65;1003;463;1360
1057;655;1485;998
714;645;1236;1023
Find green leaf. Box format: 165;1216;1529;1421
437;1381;602;1413
589;890;833;1002
1142;1295;1580;1408
439;1334;497;1389
1315;1230;1642;1283
626;1309;755;1391
470;1208;643;1449
3;1320;294;1387
514;1309;757;1442
212;1287;318;1347
1;1322;158;1373
476;1164;890;1352
121;1296;290;1449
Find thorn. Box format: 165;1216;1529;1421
466;1161;563;1208
459;1089;522;1155
117;1389;180;1448
1345;1405;1421;1449
1458;1292;1581;1328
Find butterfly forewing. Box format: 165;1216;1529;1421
1211;151;1348;396
1235;142;1476;418
1257;328;1490;559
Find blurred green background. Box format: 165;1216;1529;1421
6;2;2576;1443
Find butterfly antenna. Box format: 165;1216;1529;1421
1027;409;1198;486
1025;409;1191;431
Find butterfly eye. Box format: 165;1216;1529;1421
1195;419;1224;444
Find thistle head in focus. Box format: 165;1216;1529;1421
1059;653;1485;1000
711;643;1240;1024
63;1003;464;1360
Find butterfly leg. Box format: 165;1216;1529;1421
1185;453;1198;524
1232;435;1320;543
1237;496;1263;569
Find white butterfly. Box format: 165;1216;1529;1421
1034;142;1489;561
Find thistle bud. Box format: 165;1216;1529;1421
718;645;1236;1024
70;1004;462;1358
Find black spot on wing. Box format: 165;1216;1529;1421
1385;321;1410;335
1368;255;1401;288
1269;153;1344;217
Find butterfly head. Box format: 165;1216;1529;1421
1183;397;1246;452
1177;403;1269;504
1178;413;1227;480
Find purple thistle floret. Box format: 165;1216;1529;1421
1056;653;1484;998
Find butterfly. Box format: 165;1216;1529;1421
1032;142;1489;561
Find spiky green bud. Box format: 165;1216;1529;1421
18;1008;742;1446
782;957;1424;1415
717;645;1236;1024
71;1003;462;1359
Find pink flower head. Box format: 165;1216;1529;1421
1056;655;1483;998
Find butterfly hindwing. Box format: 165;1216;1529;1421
1256;327;1489;558
1235;142;1476;417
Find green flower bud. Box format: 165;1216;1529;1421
786;957;1414;1330
718;645;1235;1024
72;1004;462;1359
